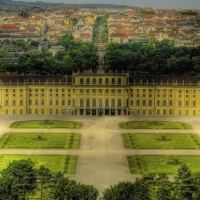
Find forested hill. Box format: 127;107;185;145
0;0;134;9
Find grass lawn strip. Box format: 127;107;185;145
122;133;198;149
9;120;82;129
128;155;200;175
0;155;77;174
119;121;191;129
0;133;81;149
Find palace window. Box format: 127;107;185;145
105;99;109;107
80;78;84;84
130;100;133;106
106;78;109;84
93;78;96;84
112;78;115;84
149;100;152;106
163;100;166;106
92;99;96;107
118;78;121;84
111;99;115;107
99;78;102;84
80;99;84;107
118;99;121;107
87;78;90;84
56;100;59;106
86;99;90;107
41;99;44;105
99;99;103;107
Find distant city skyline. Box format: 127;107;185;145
12;0;200;9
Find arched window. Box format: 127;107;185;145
99;99;103;107
105;99;109;107
126;78;129;85
92;99;96;107
80;99;84;107
86;99;90;107
112;78;115;84
93;78;96;84
106;78;109;84
80;78;83;84
118;99;121;107
73;78;75;84
87;78;90;84
99;78;102;84
111;99;115;107
118;78;121;84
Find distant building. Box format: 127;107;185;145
174;36;200;47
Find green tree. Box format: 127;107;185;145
175;164;196;200
37;165;52;199
56;34;75;50
103;181;135;200
17;53;33;75
71;18;78;25
52;177;99;200
1;159;37;200
0;177;12;200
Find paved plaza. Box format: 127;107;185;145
0;115;200;195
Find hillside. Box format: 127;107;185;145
0;0;135;9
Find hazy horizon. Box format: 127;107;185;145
12;0;200;9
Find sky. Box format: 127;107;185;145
15;0;200;9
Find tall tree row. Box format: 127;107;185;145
104;39;200;75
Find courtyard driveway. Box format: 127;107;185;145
0;115;200;194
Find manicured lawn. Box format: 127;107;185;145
119;121;191;129
128;155;200;175
0;133;81;149
9;120;82;129
122;133;199;149
0;155;78;174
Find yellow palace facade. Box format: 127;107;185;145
0;69;200;116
